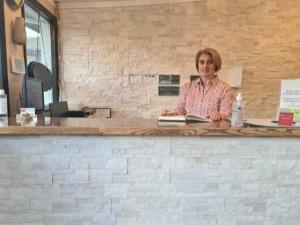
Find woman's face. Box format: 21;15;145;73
197;53;216;79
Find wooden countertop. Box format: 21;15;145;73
0;117;299;137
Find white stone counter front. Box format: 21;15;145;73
0;135;299;225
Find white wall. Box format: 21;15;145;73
59;0;300;119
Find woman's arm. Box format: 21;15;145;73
161;83;188;116
219;86;235;119
175;83;189;115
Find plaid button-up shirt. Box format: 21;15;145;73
176;76;235;118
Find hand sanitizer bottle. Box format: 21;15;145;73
231;92;244;127
0;89;8;117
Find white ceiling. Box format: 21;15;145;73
55;0;202;9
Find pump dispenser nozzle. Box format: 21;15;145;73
236;92;242;101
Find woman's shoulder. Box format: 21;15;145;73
181;78;199;90
188;78;201;87
215;78;231;89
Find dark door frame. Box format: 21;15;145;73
22;0;59;104
0;0;10;115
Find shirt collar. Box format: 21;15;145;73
197;75;219;86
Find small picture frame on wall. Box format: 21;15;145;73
158;86;180;96
11;55;25;74
158;74;180;96
159;75;180;85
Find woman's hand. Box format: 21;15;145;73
161;110;179;116
208;112;223;121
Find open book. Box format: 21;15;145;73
158;114;211;123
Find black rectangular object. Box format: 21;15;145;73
159;75;180;85
158;86;180;96
49;101;86;117
25;78;44;112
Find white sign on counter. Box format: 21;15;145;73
280;79;300;108
280;79;300;120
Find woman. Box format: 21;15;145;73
162;48;234;121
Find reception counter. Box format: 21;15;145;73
0;117;299;225
0;117;300;136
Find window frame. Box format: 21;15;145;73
22;0;59;105
0;0;10;115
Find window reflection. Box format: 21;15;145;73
24;3;53;109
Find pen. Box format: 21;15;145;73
271;120;296;124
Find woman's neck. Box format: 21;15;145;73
201;75;217;84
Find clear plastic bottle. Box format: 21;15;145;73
231;92;244;127
0;89;8;117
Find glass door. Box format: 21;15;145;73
23;0;58;109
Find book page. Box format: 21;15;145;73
158;115;186;122
186;114;211;122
